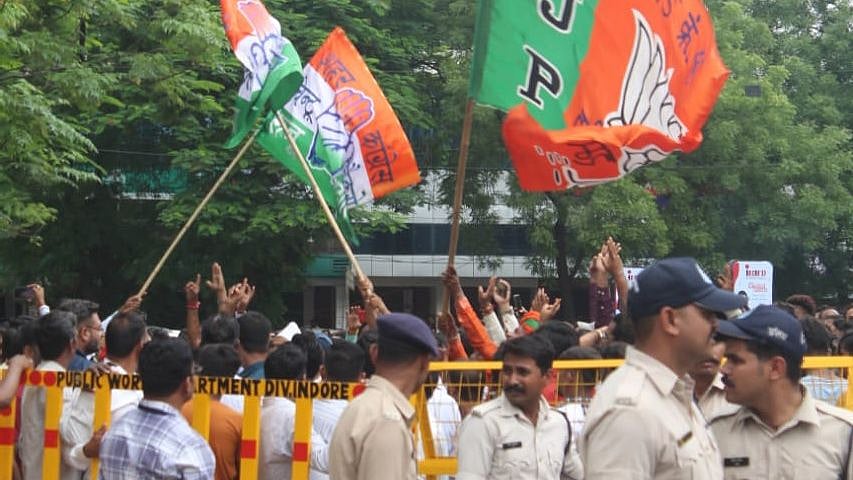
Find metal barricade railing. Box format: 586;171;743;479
0;356;851;480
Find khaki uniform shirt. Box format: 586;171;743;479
456;394;582;480
710;389;853;480
580;347;722;480
328;375;417;480
697;372;733;420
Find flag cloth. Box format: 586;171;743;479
221;0;304;148
258;27;421;242
470;0;728;191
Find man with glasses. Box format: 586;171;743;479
580;257;747;480
57;298;102;371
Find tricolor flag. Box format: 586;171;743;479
470;0;728;190
221;0;304;148
258;27;421;240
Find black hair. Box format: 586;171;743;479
533;321;578;355
785;295;816;316
291;331;324;379
264;343;307;380
498;335;555;374
0;326;17;362
201;314;239;346
197;343;241;377
801;317;832;355
325;339;365;382
56;298;100;327
744;339;802;383
237;311;272;354
13;317;38;356
36;310;76;361
598;341;629;359
559;346;603;384
773;301;797;317
611;312;635;344
357;330;378;377
146;327;171;342
839;330;853;355
377;335;425;364
631;313;656;341
138;338;193;397
106;311;147;359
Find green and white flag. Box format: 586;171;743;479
220;0;304;148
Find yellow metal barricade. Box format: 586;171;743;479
1;356;852;479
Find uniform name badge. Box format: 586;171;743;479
724;457;750;467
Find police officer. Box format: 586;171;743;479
328;313;438;480
456;335;582;480
580;257;746;480
711;305;853;480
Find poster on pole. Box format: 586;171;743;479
731;261;773;309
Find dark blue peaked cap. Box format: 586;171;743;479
717;305;807;360
628;257;747;318
377;313;439;357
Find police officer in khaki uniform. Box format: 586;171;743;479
581;257;746;480
456;335;582;480
328;313;438;480
691;340;734;419
711;305;853;480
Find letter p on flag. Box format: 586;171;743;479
468;0;728;191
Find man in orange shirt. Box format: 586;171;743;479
182;343;243;480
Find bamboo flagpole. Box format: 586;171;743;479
441;99;475;312
273;111;365;281
137;128;262;296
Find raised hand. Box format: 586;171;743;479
27;283;46;309
493;279;512;313
205;262;228;305
540;297;562;322
233;279;256;313
185;274;201;304
531;288;547;312
346;305;363;333
437;311;459;339
602;236;624;277
589;254;608;288
441;266;463;298
119;294;144;314
477;277;497;312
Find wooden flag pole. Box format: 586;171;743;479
137;128;262;296
273;112;365;281
442;98;475;312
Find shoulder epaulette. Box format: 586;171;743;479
815;400;853;425
612;367;645;407
471;397;502;418
707;404;740;424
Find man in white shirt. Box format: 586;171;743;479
19;310;77;480
311;339;365;480
259;343;329;480
60;310;148;479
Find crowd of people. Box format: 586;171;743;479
0;237;851;479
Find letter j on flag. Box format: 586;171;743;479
469;0;729;190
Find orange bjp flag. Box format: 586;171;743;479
471;0;728;190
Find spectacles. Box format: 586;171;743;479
82;325;103;336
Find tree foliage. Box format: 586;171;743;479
0;0;849;325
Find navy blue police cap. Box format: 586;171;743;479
627;257;747;319
377;313;440;357
716;305;807;360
